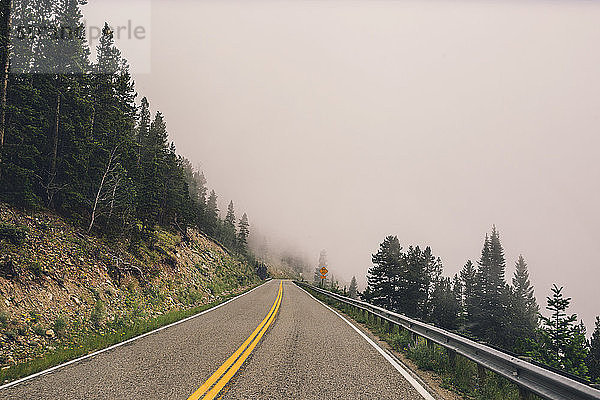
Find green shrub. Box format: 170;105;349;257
5;329;17;341
33;325;46;336
0;311;8;328
443;354;477;394
477;371;520;400
0;223;28;245
389;330;413;352
90;300;105;327
52;317;66;336
28;262;44;278
29;311;40;323
408;340;448;373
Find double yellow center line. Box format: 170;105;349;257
187;281;283;400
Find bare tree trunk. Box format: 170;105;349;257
108;173;121;218
0;0;12;180
50;93;60;177
88;147;117;232
45;92;61;206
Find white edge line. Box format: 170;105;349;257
297;284;436;400
0;279;273;391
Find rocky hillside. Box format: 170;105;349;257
0;202;261;377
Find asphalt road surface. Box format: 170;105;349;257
1;280;431;400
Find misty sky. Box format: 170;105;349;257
84;0;600;331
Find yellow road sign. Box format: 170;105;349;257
320;274;327;279
319;267;328;275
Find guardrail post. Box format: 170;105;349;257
518;387;535;400
447;349;457;368
410;331;417;345
477;364;487;388
387;320;395;335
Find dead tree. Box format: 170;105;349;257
88;145;120;233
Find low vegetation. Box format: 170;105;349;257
0;202;264;385
0;284;262;384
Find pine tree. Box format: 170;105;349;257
136;97;150;164
205;190;219;237
509;255;539;352
452;273;464;330
223;200;236;248
84;23;138;235
367;236;403;311
430;276;460;330
349;276;358;299
237;213;249;252
255;260;268;280
472;226;511;348
0;1;254;261
402;245;441;319
137;111;169;229
588;317;600;383
530;285;589;379
330;275;339;292
460;260;477;331
225;201;235;227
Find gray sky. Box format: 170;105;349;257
85;0;600;331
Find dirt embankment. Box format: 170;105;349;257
0;203;260;370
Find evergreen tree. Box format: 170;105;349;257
430;276;460;330
225;200;236;227
509;255;539;352
255;260;268;280
530;285;589;379
588;317;600;383
205;190;219;236
237;212;249;252
348;276;358;299
367;236;403;311
137;111;168;229
0;1;250;259
401;245;442;319
472;226;511;348
85;24;136;235
136;97;150;164
452;273;464;330
460;260;477;331
223;200;236;247
330;275;339;292
195;171;208;227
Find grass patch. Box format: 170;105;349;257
0;281;266;385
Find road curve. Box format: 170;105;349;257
1;280;429;400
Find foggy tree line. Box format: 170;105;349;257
363;226;600;382
0;2;251;254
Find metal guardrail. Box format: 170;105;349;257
295;281;600;400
